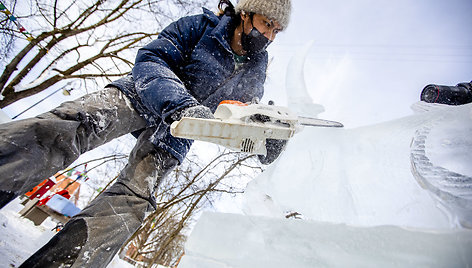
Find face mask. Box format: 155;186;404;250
241;18;272;54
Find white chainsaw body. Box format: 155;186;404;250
170;103;301;155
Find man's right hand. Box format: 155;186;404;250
169;105;214;124
180;105;214;119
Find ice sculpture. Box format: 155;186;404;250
178;44;472;267
243;102;472;228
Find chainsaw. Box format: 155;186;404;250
170;100;343;156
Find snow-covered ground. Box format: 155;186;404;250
0;199;56;267
0;109;10;123
0;198;133;268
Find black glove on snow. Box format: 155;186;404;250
420;81;472;105
258;138;287;165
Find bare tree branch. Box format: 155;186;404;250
120;152;261;267
0;0;206;107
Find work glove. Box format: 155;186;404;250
252;100;288;165
168;105;214;124
180;105;214;119
258;138;287;165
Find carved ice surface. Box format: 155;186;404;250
244;102;472;228
180;212;472;268
178;41;472;266
410;103;472;227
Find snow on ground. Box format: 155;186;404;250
0;198;56;267
0;198;133;268
0;109;10;123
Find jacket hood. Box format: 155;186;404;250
202;8;234;54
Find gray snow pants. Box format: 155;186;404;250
0;87;179;267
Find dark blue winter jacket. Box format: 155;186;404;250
109;8;268;163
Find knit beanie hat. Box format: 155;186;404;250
235;0;292;30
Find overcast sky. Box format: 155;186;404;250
3;0;472;127
264;0;472;127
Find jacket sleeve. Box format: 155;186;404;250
132;13;211;123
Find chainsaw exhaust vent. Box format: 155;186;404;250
241;138;256;153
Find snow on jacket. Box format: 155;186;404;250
109;8;268;163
